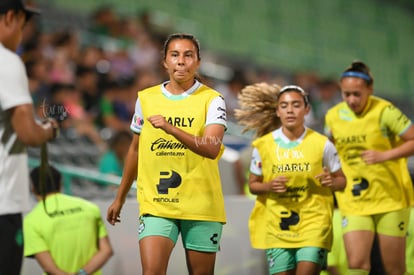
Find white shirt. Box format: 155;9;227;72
0;43;33;215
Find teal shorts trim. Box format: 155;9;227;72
342;208;410;237
138;215;223;252
265;247;327;274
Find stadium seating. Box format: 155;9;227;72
38;0;413;101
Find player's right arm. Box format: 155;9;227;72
106;133;139;225
10;103;57;145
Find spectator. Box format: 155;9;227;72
76;45;109;91
26;57;52;109
128;27;161;72
215;69;248;122
98;130;132;181
89;5;119;37
75;65;101;122
98;79;134;132
311;78;341;133
24;165;113;275
49;83;107;151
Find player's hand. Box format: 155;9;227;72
106;200;123;226
361;150;385;164
315;167;332;188
268;176;288;193
147;115;172;133
42;118;59;141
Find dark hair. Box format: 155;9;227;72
0;0;40;20
162;33;201;61
75;65;96;77
30;165;61;195
341;60;373;86
278;85;310;107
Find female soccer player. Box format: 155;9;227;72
106;33;227;275
237;83;346;274
325;60;414;275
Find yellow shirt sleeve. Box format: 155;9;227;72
380;105;412;136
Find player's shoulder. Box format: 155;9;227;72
0;46;22;64
0;47;25;75
306;127;328;140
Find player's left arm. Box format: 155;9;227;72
317;140;346;191
362;105;414;164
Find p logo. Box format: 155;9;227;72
157;170;182;194
279;210;299;231
351;177;369;196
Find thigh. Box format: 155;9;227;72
138;215;179;242
375;208;410;237
342;215;375;269
377;234;405;275
266;248;296;275
180;220;222;275
296;246;327;268
342;214;375;234
296;247;326;275
375;209;410;274
138;215;179;274
0;214;23;275
139;236;175;274
180;220;223;252
184;249;216;275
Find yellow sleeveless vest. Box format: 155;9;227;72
137;84;226;223
249;129;333;250
325;96;413;216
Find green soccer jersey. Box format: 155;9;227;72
24;193;108;275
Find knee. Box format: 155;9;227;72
347;257;371;271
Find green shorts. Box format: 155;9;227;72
265;247;327;274
138;215;223;252
342;208;410;237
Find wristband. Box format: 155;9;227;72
77;268;87;275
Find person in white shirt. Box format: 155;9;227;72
0;1;58;274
